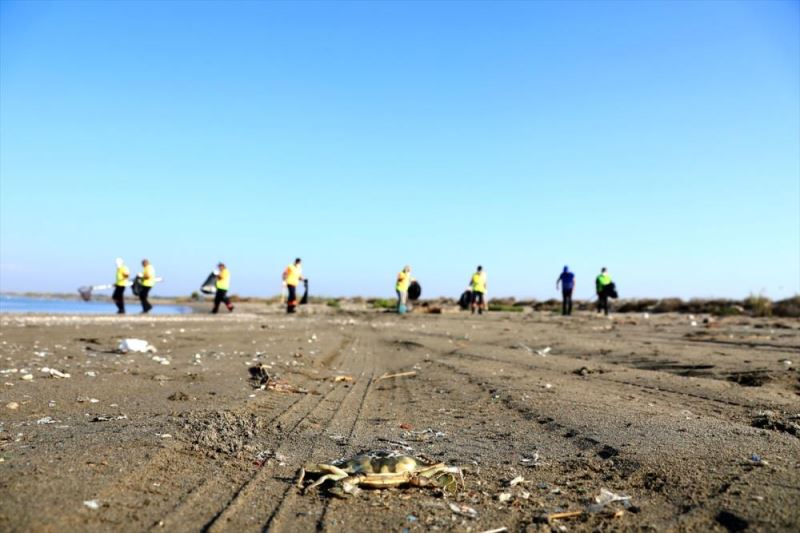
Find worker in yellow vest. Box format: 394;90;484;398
283;258;304;313
212;262;234;313
469;265;487;315
139;259;156;313
112;258;129;314
395;265;415;314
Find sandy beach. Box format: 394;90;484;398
1;305;798;532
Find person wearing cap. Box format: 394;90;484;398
556;265;575;316
596;267;612;316
283;258;304;314
395;265;415;313
112;258;129;314
138;259;156;313
469;266;487;315
212;262;234;313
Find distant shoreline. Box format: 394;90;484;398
1;292;798;317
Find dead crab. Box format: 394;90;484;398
299;450;463;497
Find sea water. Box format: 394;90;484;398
0;295;192;315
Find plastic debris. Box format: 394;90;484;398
376;371;417;381
448;502;478;519
118;339;156;353
91;414;128;422
479;528;508;533
6;402;19;410
333;375;354;382
536;347;551;357
41;367;70;379
509;475;525;487
520;452;541;466
21;374;33;381
587;488;631;513
85;371;97;377
36;416;55;424
497;492;512;502
83;500;100;510
151;356;170;365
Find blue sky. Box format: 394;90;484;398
1;0;798;300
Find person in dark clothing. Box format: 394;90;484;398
113;258;129;314
212;262;234;314
138;259;156;314
596;267;612;316
556;265;575;316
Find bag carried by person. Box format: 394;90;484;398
459;290;472;310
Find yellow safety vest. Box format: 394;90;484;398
216;269;230;290
285;264;301;286
471;272;486;293
396;271;411;292
142;264;156;287
115;266;129;287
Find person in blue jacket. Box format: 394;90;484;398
556;266;575;316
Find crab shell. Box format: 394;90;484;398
302;450;463;495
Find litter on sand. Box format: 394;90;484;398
586;488;631;513
41;367;70;378
376;371;417;381
118;339;157;353
448;502;479;519
536;347;552;357
333;375;354;382
83;500;100;510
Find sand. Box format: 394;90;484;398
1;304;798;532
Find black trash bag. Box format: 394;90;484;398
605;282;619;299
131;275;143;297
200;272;217;295
300;279;309;305
408;281;422;301
458;290;472;310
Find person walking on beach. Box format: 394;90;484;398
283;258;304;313
212;262;234;313
595;267;612;316
138;259;156;313
556;265;575;316
112;258;129;314
396;265;415;313
469;265;487;315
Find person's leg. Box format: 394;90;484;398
212;290;223;313
140;287;151;313
113;286;125;314
477;292;484;314
601;294;608;315
562;290;568;315
222;291;233;311
565;289;573;315
471;291;477;314
287;285;296;313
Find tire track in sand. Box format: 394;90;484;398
200;334;376;532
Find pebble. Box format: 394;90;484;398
21;374;33;381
